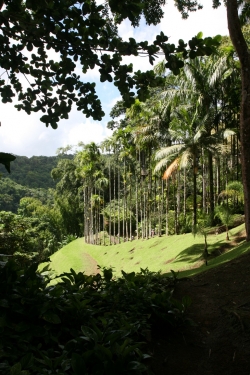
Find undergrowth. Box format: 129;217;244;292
0;261;191;375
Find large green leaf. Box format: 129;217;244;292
42;311;61;324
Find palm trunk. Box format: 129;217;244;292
109;155;112;245
90;188;94;244
148;152;152;238
173;178;177;234
125;192;128;241
143;186;146;239
216;157;220;205
165;177;169;236
129;171;132;240
113;161;116;244
103;190;105;245
84;186;88;243
135;152;139;240
208;152;214;223
118;162;120;244
176;171;181;234
153;175;157;236
193;157;197;231
202;149;206;212
123;158;126;240
183;168;186;217
227;0;250;240
98;190;101;245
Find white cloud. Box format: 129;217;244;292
63;119;113;147
0;101;113;157
161;1;228;43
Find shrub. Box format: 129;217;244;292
0;261;190;374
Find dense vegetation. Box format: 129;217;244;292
0;155;77;264
0;39;246;263
1;1;250;374
0;155;73;189
0;178;53;213
0;260;188;375
1;0;250;240
48;37;244;247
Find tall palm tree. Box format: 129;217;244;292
154;54;237;220
154;105;234;230
75;142;103;244
95;176;109;245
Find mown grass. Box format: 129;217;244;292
41;224;250;278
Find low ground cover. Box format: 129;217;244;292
0;261;188;375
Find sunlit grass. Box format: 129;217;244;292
41;224;249;278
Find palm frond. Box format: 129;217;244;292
162;157;180;180
193;128;206;143
179;150;192;169
154;144;184;160
154;157;170;173
209;56;228;87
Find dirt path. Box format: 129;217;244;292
81;252;99;275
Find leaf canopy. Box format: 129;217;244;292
0;0;221;128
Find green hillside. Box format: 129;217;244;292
44;224;249;278
0;154;73;189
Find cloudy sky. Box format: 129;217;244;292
0;1;228;157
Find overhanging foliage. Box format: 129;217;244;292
0;0;221;129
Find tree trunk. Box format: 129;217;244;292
202;149;206;212
165;177;169;236
103;191;105;245
109;155;112;245
183;167;186;217
135;150;139;240
216;157;220;204
176;171;181;234
129;170;132;240
227;0;250;240
208;152;214;223
123;158;126;240
113;161;116;244
118;160;120;244
193;155;197;231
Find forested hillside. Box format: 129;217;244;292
0;154;77;260
0;154;73;189
0;178;54;213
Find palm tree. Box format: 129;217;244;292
154;54;237;220
75;142;103;244
154;105;233;230
95;176;109;245
215;205;234;241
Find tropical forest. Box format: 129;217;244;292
1;1;250;374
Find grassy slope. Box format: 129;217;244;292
43;224;250;278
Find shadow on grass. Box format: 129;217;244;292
177;240;250;278
173;240;228;264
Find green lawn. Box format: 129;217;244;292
41;224;249;278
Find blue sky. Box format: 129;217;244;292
0;1;228;157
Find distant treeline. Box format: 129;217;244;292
0;154;73;189
0;178;54;213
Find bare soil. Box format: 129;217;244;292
149;231;250;375
82;252;99;275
